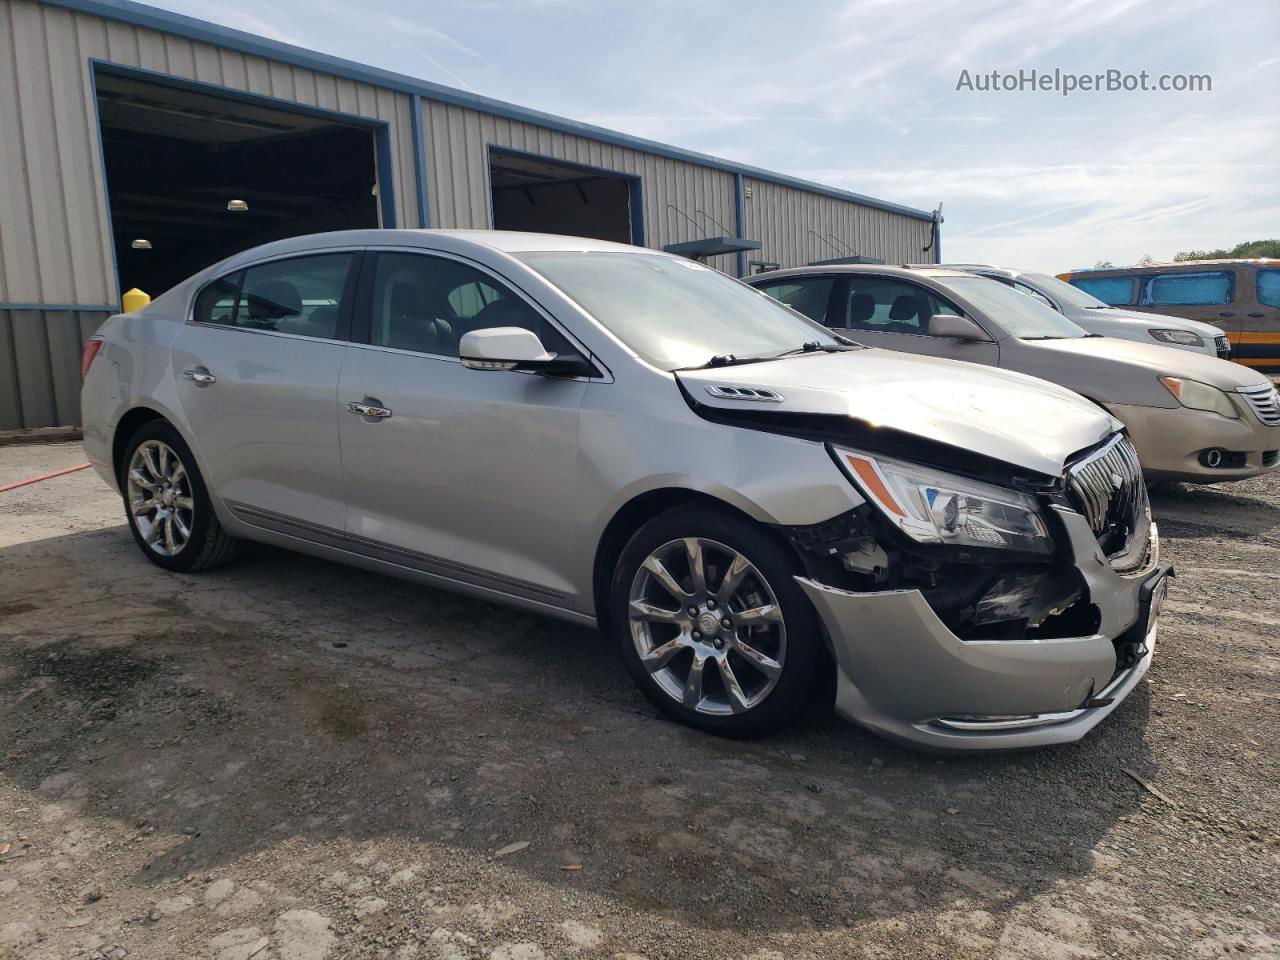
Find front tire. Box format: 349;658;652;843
610;506;824;737
120;420;242;572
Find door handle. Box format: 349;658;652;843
347;400;392;419
182;367;216;385
1218;311;1235;318
1247;312;1265;318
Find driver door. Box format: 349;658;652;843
337;250;588;609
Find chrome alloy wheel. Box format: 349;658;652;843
628;537;786;716
126;440;195;557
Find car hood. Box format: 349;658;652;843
1078;307;1225;338
1020;336;1266;389
676;348;1118;477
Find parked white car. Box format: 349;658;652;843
928;265;1230;359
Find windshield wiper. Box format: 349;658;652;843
681;339;856;371
684;353;771;370
769;340;858;359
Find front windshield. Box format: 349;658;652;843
517;251;844;370
935;275;1089;339
1022;272;1110;310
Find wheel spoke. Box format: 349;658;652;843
128;469;158;492
732;637;782;679
141;514;163;544
734;604;782;626
717;552;751;602
641;635;690;673
130;497;158;517
684;538;707;597
170;462;186;485
174;496;194;510
163;515;176;553
643;555;692;602
140;446;162;482
716;655;751;713
682;653;707;707
173;512;191;540
630;600;684;624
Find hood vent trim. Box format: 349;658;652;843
704;385;785;403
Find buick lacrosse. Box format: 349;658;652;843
82;230;1169;750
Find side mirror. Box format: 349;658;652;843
459;327;595;377
928;314;988;341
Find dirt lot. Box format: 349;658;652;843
1;441;1277;960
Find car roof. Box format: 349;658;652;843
747;264;977;281
216;229;652;267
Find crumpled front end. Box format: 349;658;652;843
791;435;1171;751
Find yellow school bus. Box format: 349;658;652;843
1057;260;1280;369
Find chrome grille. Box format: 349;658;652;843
1238;383;1280;426
1066;435;1150;570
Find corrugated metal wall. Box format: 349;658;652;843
743;177;934;269
0;309;110;430
0;0;420;309
421;101;742;275
0;0;935;429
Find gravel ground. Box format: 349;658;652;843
1;441;1277;960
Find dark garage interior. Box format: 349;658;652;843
489;149;636;244
95;70;380;297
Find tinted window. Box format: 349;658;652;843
1141;270;1234;306
193;272;241;326
195;255;353;338
1069;276;1135;305
754;278;835;322
370;253;569;358
839;278;957;334
1259;270;1280;308
518;252;843;371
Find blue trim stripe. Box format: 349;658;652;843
42;0;934;223
1;303;117;312
411;94;430;228
733;173;747;278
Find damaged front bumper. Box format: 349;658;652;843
798;507;1171;751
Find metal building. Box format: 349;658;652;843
0;0;941;431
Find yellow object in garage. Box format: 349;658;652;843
122;288;151;312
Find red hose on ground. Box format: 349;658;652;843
0;462;92;493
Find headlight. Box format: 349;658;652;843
1149;329;1204;347
833;447;1052;554
1158;376;1239;419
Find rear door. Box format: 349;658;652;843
171;250;358;532
336;249;588;608
1240;266;1280;368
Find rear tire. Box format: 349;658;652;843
610;505;823;738
119;420;242;572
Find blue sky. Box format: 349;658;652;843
150;0;1278;272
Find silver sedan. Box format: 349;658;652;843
82;230;1168;750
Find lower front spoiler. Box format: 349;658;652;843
797;554;1170;752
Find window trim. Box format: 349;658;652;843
186;248;363;343
351;245;608;380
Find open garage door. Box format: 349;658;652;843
489;149;639;245
95;70;381;298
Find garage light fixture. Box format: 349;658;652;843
131;239;152;249
227;199;249;212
